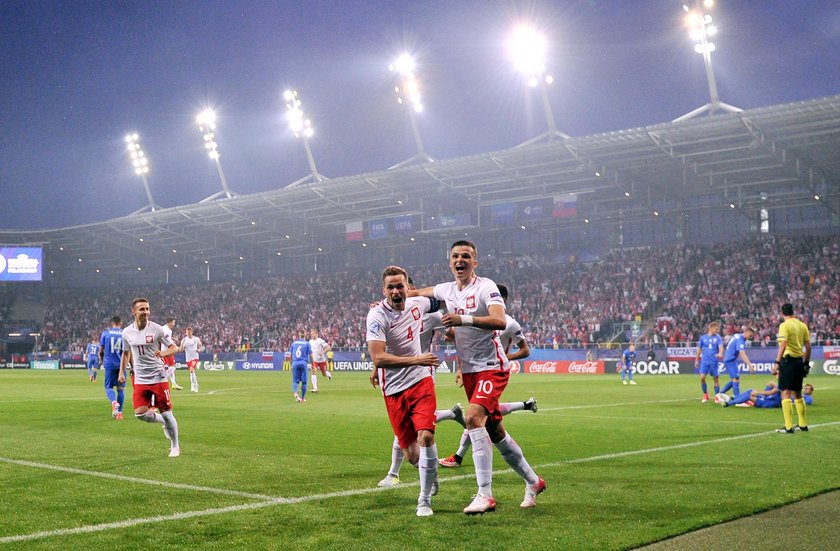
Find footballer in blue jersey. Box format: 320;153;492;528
620;343;637;385
722;382;813;409
720;326;756;397
85;339;100;382
99;316;125;419
289;330;312;402
695;321;724;402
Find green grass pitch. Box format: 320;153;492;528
1;370;839;550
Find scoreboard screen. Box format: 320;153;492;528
0;247;43;281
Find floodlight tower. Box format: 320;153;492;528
196;109;236;202
389;54;434;169
284;89;324;186
674;0;741;121
125;133;158;213
508;25;570;146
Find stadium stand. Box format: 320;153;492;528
17;233;838;353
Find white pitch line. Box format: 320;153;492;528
540;397;696;411
548;413;772;426
4;421;839;544
0;457;275;500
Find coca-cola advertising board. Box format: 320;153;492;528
523;360;604;375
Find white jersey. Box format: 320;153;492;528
433;276;507;374
122;321;175;385
161;324;174;349
309;337;329;362
366;297;435;396
181;335;202;362
419;310;445;354
499;315;524;357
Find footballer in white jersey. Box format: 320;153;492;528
411;241;544;514
309;329;332;386
118;297;182;457
366;266;441;517
180;326;203;392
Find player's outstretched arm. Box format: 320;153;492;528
408;286;435;298
507;337;531;361
367;340;440;370
442;303;506;331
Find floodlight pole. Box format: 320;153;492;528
197;111;237;202
674;0;741;122
389;56;434;169
284;90;325;187
125;133;159;214
139;174;158;212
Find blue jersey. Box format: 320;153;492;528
723;333;746;363
622;349;636;368
289;339;312;365
85;343;100;363
99;327;123;369
698;334;723;363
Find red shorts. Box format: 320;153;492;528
384;376;437;449
312;361;327;374
186;359;199;371
462;370;510;424
133;382;173;412
162;355;175;367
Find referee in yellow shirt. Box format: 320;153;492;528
772;303;811;433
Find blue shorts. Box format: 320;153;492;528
104;368;124;389
699;360;719;376
723;360;740;379
292;362;308;385
755;395;780;408
87;360;98;370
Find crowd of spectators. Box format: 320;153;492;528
16;233;840;353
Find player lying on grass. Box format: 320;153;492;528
719;381;813;409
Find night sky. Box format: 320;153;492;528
1;1;838;230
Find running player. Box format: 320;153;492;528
98;316;124;419
695;321;723;403
412;241;545;514
85;336;100;382
290;330;312;402
162;318;183;390
377;276;465;487
118;298;181;457
367;265;441;517
309;328;332;392
620;342;637;385
439;284;537;469
720;326;756;397
179;326;203;393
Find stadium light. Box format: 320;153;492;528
673;0;741;121
125;132;159;213
284;89;324;186
196;109;236;202
388;53;434;169
507;25;570;145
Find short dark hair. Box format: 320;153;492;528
407;276;415;286
382;265;408;282
497;284;508;300
782;303;794;316
450;240;477;255
110;316;121;325
131;297;148;310
166;318;175;324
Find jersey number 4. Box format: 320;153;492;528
406;327;414;341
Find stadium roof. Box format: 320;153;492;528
3;94;839;282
